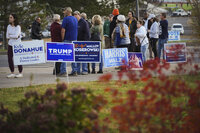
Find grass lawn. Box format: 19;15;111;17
0;74;199;112
162;4;192;11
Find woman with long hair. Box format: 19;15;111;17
6;14;23;78
90;15;104;74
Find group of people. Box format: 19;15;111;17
103;9;168;63
6;7;168;78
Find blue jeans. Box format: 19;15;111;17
92;55;103;71
158;38;168;59
141;44;149;62
60;40;74;74
77;63;88;73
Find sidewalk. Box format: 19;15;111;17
0;65;118;88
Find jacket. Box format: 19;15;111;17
109;15;118;38
149;21;159;39
90;24;104;49
135;26;149;46
50;22;62;42
112;23;130;46
78;18;90;41
125;18;137;38
31;21;42;40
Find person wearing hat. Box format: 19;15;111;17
126;11;137;52
112;15;130;49
110;9;119;42
147;14;155;59
50;14;62;75
148;16;159;59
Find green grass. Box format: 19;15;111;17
0;74;199;113
162;4;192;11
0;49;7;52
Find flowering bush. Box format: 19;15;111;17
0;83;107;133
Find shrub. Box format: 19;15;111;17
0;83;107;133
100;58;200;133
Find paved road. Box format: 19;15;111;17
168;16;193;35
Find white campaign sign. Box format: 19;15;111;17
13;40;45;65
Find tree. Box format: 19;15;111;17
0;0;48;49
188;0;200;38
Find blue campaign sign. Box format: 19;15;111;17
128;52;143;70
73;41;101;63
168;31;180;41
103;48;128;68
46;42;75;62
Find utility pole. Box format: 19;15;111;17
136;0;139;19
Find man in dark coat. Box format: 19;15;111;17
31;17;42;40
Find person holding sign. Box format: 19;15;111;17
135;20;149;62
6;14;23;78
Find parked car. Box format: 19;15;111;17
42;30;51;38
171;23;184;35
172;9;190;17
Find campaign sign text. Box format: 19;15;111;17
46;42;74;62
128;52;143;70
103;48;128;68
168;31;180;41
73;41;101;63
13;40;45;65
164;43;187;63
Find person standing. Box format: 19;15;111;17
126;11;137;52
135;20;149;62
103;16;111;49
90;15;104;74
74;11;90;75
81;12;92;29
110;9;119;44
60;7;78;76
148;17;159;59
147;14;155;59
31;17;42;40
6;14;23;78
50;14;62;75
158;13;168;60
112;15;130;49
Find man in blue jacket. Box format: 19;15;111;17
74;11;90;75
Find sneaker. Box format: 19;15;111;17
82;72;88;75
15;73;23;78
68;72;78;76
7;73;16;78
91;70;96;74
